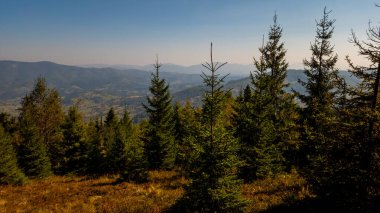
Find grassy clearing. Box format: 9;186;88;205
242;170;313;212
0;170;311;213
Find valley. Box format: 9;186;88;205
0;60;358;120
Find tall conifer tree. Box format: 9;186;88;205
18;77;64;173
298;7;340;120
179;43;245;212
297;9;363;204
261;15;299;157
18;95;52;178
104;108;119;173
61;106;88;174
143;57;175;169
235;14;298;180
250;47;281;179
345;19;380;205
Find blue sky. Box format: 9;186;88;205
0;0;379;69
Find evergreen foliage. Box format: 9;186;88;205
143;57;175;169
344;19;380;204
18;96;52;178
297;7;339;189
0;125;27;185
61;106;88;174
172;102;182;164
86;118;107;175
233;86;256;179
297;8;340;119
0;112;18;135
18;77;64;173
296;9;368;206
180;43;246;212
104;108;119;173
260;15;299;167
2;8;380;211
234;86;253;142
234;14;298;180
105;108;119;128
116;110;148;183
173;101;202;175
108;110;130;174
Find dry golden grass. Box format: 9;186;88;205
0;170;311;213
0;171;185;213
242;170;313;212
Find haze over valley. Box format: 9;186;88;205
0;60;359;120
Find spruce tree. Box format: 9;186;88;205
18;97;52;178
143;57;175;169
233;86;256;179
260;15;299;159
250;46;283;179
115;110;148;183
345;19;380;205
109;110;131;174
18;77;64;173
297;7;339;187
251;73;278;179
297;7;340;120
86;118;107;175
296;9;366;206
0;124;27;185
233;86;253;147
179;43;245;212
105;108;118;128
235;14;298;180
173;101;202;175
61;106;88;174
104;108;119;173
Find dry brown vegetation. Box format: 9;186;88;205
0;170;311;213
242;170;313;212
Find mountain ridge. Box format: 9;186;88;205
81;62;253;76
0;60;359;120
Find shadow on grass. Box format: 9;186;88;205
253;184;304;197
91;181;120;187
261;196;380;213
150;172;186;190
150;173;182;183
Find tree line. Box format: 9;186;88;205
1;7;379;212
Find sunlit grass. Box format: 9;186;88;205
242;170;313;212
0;170;311;212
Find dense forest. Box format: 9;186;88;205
1;8;380;212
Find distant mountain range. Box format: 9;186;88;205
0;60;359;120
81;63;253;77
173;69;360;105
0;61;243;119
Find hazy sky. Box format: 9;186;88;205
0;0;379;69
